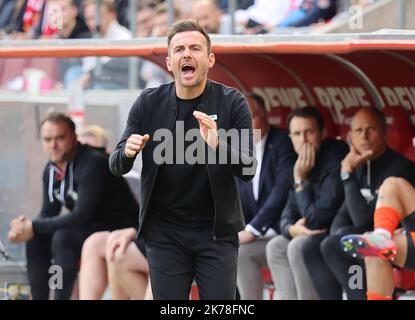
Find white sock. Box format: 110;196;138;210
374;228;392;239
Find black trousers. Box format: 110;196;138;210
321;234;367;300
142;219;239;300
302;234;343;300
26;228;93;300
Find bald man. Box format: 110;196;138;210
305;107;415;300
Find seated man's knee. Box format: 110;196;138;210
107;247;128;271
379;177;405;197
287;235;307;261
266;235;288;259
82;232;109;257
320;235;339;260
301;236;318;262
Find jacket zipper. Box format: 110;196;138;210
198;104;218;240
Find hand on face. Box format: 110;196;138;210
294;142;316;180
341;145;373;173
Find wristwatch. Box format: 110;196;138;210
294;178;306;189
340;171;351;182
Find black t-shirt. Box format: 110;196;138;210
149;94;215;228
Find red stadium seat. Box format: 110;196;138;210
261;267;275;300
383;107;414;153
316;106;338;139
268;106;293;129
393;268;415;292
403;146;415;163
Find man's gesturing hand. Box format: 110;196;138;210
193;111;219;149
124;134;150;158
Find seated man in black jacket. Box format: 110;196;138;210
236;94;296;300
317;107;415;300
341;177;415;300
265;106;348;300
8;112;139;300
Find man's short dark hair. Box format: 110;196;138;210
167;19;211;54
41;111;76;133
251;93;266;113
288;106;324;131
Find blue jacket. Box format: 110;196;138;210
238;127;296;234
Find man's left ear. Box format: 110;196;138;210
208;53;215;69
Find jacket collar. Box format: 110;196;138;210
169;80;213;112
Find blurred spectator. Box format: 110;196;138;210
0;0;18;30
78;124;108;150
191;0;232;34
286;0;338;28
64;0;132;89
135;0;158;38
235;0;292;34
82;0;131;38
0;0;26;36
49;0;90;39
150;1;178;38
277;0;308;28
217;0;254;12
9;0;47;39
174;0;194;19
112;0;130;29
139;1;175;89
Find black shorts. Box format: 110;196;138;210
404;230;415;270
135;238;147;258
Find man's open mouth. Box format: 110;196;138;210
181;63;195;75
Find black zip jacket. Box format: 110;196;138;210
32;144;139;234
280;139;349;239
109;80;256;239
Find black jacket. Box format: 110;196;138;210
33;144;139;234
331;148;415;235
109;80;256;239
238;127;296;234
280;139;349;239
